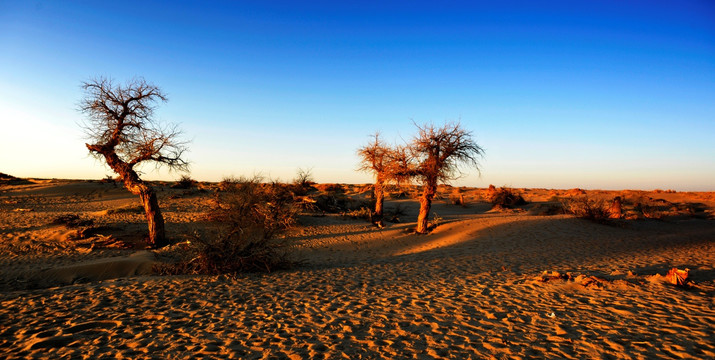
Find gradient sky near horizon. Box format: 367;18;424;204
1;1;714;191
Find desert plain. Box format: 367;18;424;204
1;176;714;359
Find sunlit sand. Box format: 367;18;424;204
1;179;714;358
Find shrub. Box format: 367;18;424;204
488;186;527;208
291;168;315;196
160;176;299;275
99;175;117;186
311;193;375;214
565;196;611;223
450;193;467;207
172;174;197;189
208;176;297;239
159;231;294;275
342;207;374;221
314;183;345;193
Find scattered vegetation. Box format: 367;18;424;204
565;196;612;223
162;176;298;275
172;174;197;189
487;185;527;209
99;175;117;186
314;183;345;193
291;167;316;196
341;207;374;222
385;203;407;223
0;172;31;186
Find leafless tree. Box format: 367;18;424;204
80;77;188;248
410;122;484;233
357;133;392;226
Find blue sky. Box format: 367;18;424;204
1;1;713;190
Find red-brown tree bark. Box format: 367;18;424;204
81;77;187;248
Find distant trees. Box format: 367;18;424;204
358;122;483;233
80;77;188;248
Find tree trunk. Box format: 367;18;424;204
416;180;437;234
88;145;168;248
137;185;167;248
374;177;385;227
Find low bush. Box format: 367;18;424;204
172;174;197;189
290;168;316;196
342;207;373;221
162;176;299;275
314;183;345;193
311;193;375;214
488;186;527;208
565;196;611;223
385;203;406;223
159;230;294;275
450;194;467;207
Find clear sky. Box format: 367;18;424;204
1;1;713;190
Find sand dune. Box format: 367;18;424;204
1;180;714;359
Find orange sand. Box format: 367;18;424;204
1;180;714;359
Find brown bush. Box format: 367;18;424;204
565;196;611;223
162;176;299;275
488;187;527;208
314;183;345;193
172;174;197;189
311;193;375;214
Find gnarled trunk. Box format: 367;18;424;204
136;185;166;248
416;180;437;234
374;176;385;227
88;144;168;248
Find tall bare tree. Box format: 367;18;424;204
80;77;188;248
357;133;391;226
410;122;484;233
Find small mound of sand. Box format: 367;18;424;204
30;251;156;288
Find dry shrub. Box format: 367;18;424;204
207;176;297;239
385;203;407;223
488;186;527;208
290;168;316;196
566;196;611;223
164;176;298;275
312;193;375;214
450;193;467;207
342;207;374;221
172;174;197;189
159;230;294;275
528;203;565;216
314;183;345;193
99;174;117;186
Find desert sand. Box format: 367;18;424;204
1;179;714;359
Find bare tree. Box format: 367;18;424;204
80;77;188;248
410;122;484;233
357;133;391;226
